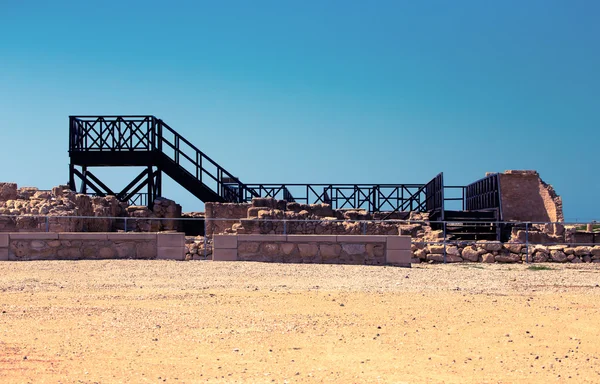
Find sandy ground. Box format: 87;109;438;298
1;261;600;383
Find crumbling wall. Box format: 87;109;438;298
204;202;251;235
499;170;563;222
0;182;181;232
410;240;600;264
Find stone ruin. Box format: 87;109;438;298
0;182;181;233
2;169;598;264
184;170;599;263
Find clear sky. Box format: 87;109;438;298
1;1;598;221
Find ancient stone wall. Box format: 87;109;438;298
204;202;251;235
0;183;181;233
499;170;564;222
0;232;185;261
411;241;600;264
212;234;411;267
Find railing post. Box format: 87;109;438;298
204;219;208;259
124;217;128;232
443;221;447;264
283;220;287;235
525;222;529;263
362;221;366;235
45;216;49;232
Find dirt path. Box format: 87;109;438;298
1;261;600;383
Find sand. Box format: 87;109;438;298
1;260;600;383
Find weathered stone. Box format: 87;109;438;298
238;242;260;254
446;246;460;257
342;243;366;255
564;247;575;255
481;241;503;252
428;245;445;254
0;182;18;200
481;253;495;263
532;252;548;263
47;240;61;248
414;249;427;260
574;246;592;256
550;250;567;263
260;243;280;256
399;224;421;237
281;243;296;255
364;243;384;258
591;246;600;257
136;241;156;259
426;254;444;262
503;243;523;253
461;246;480;262
115;242;135;258
82;247;96;258
570;257;583;263
97;247;115;258
57;247;82;259
446;255;463;263
30;240;45;249
495;253;521;263
297;243;318;258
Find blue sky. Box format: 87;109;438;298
1;1;598;220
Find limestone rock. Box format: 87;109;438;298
414;249;427;260
503;243;523;254
481;253;495;263
320;244;341;258
428;245;445;254
461;246;481;262
550;250;567;263
574;246;592;256
426;254;444;262
446;246;461;257
481;241;502;252
532;252;548;263
495;253;521;263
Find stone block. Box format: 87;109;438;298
213;248;238;261
0;234;8;248
238;242;260;255
337;235;387;243
136;241;157;259
366;243;385;258
386;236;411;250
0;248;8;261
115;242;136;258
287;235;337;242
260;242;280;256
157;246;185;261
213;235;238;249
386;249;411;266
107;233;157;241
58;233;108;240
10;232;58;240
157;232;185;247
98;247;116;259
341;243;366;255
57;247;83;259
237;234;287;242
297;243;318;258
281;243;296;255
320;243;341;258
